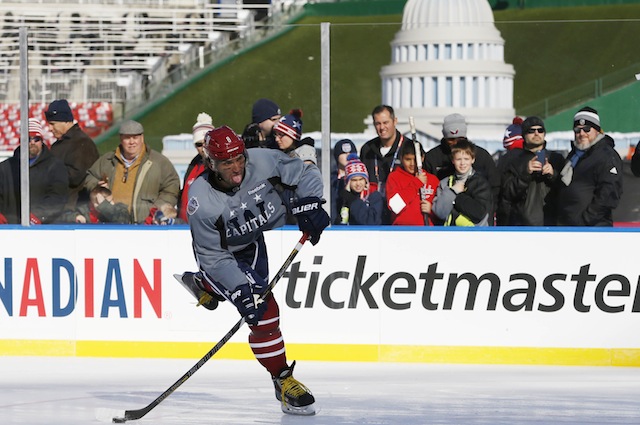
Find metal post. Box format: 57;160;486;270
19;27;30;226
320;22;331;218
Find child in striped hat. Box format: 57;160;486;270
337;154;383;225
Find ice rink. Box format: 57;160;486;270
2;356;640;424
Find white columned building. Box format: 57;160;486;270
370;0;515;145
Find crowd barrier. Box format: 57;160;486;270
0;225;638;367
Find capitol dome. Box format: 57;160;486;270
402;0;496;30
376;0;515;144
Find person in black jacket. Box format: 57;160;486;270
424;113;499;224
0;119;69;224
557;106;623;226
498;116;564;226
45;99;99;210
359;105;405;224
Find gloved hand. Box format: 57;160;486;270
229;281;267;326
153;209;175;225
340;188;358;207
29;213;42;225
292;197;330;245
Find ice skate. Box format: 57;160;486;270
173;272;223;310
272;361;316;416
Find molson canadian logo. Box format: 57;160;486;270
0;257;161;318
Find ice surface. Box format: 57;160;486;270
1;356;639;424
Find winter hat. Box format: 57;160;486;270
273;109;303;142
296;144;317;164
521;116;545;135
252;98;281;124
333;139;357;162
345;153;369;182
503;117;524;150
574;106;601;132
442;113;467;139
192;112;214;144
45;99;74;122
28;118;43;138
119;120;144;135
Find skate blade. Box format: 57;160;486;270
281;402;316;416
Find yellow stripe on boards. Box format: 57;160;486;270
0;340;638;367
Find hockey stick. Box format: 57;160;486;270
111;232;310;423
409;116;429;226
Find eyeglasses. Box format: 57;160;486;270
29;136;43;143
574;125;592;134
194;142;204;148
526;127;545;134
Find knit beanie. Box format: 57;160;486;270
273;109;303;142
345;153;369;182
252;98;281;124
574;106;601;132
521;116;545;135
192;112;214;143
442;113;467;138
28;118;43;137
45;99;74;122
334;139;357;162
503;117;524;150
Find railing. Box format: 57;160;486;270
518;62;640;118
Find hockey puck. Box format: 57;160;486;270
112;418;126;423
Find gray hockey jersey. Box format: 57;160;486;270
187;148;323;292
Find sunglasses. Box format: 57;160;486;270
194;142;204;148
574;125;593;134
29;136;43;143
526;127;545;134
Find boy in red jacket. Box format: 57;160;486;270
386;141;439;225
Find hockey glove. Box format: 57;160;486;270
229;281;267;326
292;197;330;245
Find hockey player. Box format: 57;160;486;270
179;125;330;416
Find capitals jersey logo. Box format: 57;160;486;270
187;197;199;216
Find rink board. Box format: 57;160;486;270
0;226;639;366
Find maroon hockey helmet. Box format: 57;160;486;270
204;125;246;161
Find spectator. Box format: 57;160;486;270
273;109;315;164
502;117;525;151
386;140;439;226
424;113;499;224
178;112;214;222
432;139;493;226
556;106;623;226
336;154;383;225
84;119;180;224
63;186;130;224
330;139;357;224
496;116;526;225
45;99;99;210
359;105;406;224
498;116;564;226
0;118;69;224
243;98;282;149
294;137;317;166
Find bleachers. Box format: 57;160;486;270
0;102;113;148
0;0;304;150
